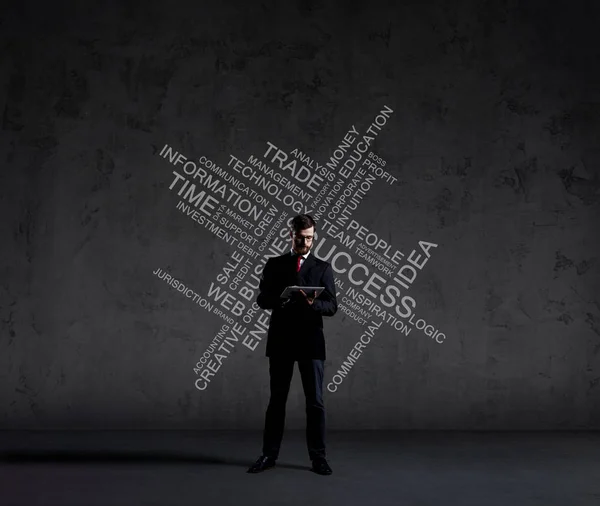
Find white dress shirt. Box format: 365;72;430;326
291;248;310;269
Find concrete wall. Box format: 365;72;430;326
1;0;599;429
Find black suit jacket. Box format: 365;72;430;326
256;252;337;360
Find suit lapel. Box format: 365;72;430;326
286;252;299;284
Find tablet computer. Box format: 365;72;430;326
280;285;325;299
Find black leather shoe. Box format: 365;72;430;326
311;457;332;475
247;455;276;473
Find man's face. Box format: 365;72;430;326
291;226;314;255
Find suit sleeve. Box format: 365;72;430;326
256;259;281;310
311;263;338;316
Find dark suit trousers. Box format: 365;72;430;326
262;357;326;460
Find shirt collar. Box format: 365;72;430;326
291;248;310;259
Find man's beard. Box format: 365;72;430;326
294;243;311;254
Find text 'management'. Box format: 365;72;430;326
153;105;446;393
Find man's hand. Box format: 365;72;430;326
299;289;317;305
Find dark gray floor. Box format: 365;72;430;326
1;431;599;506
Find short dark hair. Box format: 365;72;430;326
291;214;316;233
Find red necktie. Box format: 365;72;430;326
296;255;302;272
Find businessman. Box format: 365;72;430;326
247;214;338;475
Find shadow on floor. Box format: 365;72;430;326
0;451;311;471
